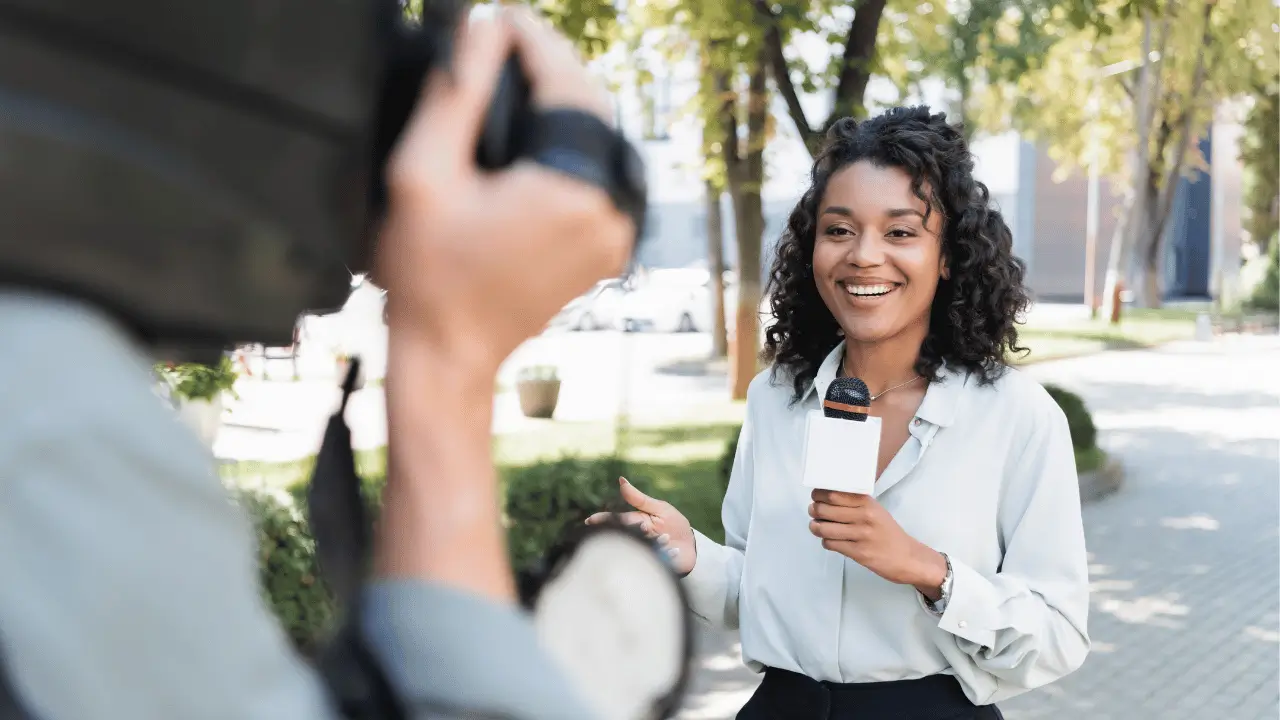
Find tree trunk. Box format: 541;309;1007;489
1135;176;1163;307
1134;0;1215;309
1103;10;1165;323
705;180;728;358
724;53;769;400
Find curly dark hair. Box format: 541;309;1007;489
762;106;1030;403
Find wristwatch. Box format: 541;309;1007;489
524;109;649;246
924;552;954;616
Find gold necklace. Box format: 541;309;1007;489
870;375;923;401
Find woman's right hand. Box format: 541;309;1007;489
586;477;697;576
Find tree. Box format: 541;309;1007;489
632;0;771;399
702;36;770;398
979;0;1273;311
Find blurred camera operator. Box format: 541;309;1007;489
0;8;630;720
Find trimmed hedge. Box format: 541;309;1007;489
1042;384;1098;452
719;431;739;492
228;482;335;655
237;455;644;652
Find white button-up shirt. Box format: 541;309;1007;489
682;342;1090;705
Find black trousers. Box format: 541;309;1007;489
736;667;1004;720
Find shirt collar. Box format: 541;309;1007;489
801;340;969;428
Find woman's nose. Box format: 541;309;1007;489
845;234;886;267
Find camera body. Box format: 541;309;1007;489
0;0;528;352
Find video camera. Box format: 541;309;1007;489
0;0;640;357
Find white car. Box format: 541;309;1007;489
552;279;626;331
620;268;729;333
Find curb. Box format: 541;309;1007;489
1080;456;1125;503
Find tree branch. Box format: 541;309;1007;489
1120;79;1135;102
828;0;888;127
750;0;819;153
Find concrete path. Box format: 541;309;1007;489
675;334;1280;719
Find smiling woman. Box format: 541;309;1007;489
594;107;1091;720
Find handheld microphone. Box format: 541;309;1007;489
800;376;881;495
824;377;870;421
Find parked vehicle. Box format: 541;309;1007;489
552;278;626;331
619;268;729;333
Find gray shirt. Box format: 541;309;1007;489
0;290;596;720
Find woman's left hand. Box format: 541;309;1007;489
808;490;948;599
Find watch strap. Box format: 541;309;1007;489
923;552;953;616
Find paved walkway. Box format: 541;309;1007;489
675;334;1280;720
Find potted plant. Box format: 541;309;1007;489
516;365;562;419
156;356;239;448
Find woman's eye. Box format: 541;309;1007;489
886;228;917;239
826;226;853;237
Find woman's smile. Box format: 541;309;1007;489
836;279;903;306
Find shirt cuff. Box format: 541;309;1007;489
680;530;729;621
360;579;597;720
932;557;999;649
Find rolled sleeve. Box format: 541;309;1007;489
930;390;1091;704
361;580;597;720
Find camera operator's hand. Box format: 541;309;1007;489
376;9;630;376
373;9;634;604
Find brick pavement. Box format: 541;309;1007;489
676;335;1280;720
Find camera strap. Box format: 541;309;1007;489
306;357;409;719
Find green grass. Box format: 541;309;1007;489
1013;307;1196;365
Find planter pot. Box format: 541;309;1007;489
175;395;225;449
517;379;562;419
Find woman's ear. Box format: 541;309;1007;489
939;259;950;281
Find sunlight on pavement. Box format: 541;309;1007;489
1159;514;1221;530
1244;626;1280;643
1096;593;1190;626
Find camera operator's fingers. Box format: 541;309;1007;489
390;14;513;185
506;7;610;121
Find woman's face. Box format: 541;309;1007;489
812;160;947;345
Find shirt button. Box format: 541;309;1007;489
912;418;922;427
958;621;967;629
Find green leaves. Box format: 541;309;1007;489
155;356;239;402
533;0;621;57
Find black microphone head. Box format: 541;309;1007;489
824;377;870;421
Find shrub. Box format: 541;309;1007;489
503;455;631;570
156;356;240;402
249;454;673;651
1042;384;1098;452
719;428;741;492
229;482;335;655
